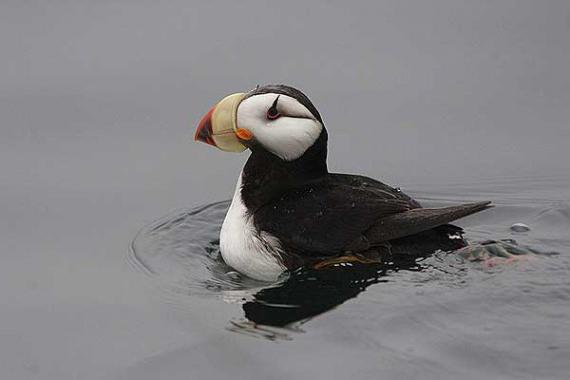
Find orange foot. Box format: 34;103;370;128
313;254;380;270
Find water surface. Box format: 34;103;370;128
125;176;570;379
3;2;570;379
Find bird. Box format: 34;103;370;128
194;84;492;281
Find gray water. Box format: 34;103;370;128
2;2;570;379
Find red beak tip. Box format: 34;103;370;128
195;106;217;147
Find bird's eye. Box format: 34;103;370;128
266;96;281;120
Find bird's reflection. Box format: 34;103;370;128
228;238;545;336
240;254;422;327
234;227;460;329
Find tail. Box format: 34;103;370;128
365;201;493;243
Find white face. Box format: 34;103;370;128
236;93;323;161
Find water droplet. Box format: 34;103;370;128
510;223;531;232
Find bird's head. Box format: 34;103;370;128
195;85;325;161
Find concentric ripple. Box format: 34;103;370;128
128;196;558;328
129;201;269;300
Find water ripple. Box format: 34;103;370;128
128;192;565;332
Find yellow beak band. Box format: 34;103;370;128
210;92;247;152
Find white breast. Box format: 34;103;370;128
219;172;286;281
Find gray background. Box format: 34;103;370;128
1;1;569;379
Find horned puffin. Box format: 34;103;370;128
195;84;492;281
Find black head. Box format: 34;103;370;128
195;83;328;162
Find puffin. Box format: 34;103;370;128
195;84;492;281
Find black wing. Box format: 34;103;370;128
364;201;492;243
327;174;422;208
253;174;417;256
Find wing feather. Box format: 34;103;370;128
253;175;415;255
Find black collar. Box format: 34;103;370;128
241;129;329;212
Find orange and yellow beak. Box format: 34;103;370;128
194;92;253;152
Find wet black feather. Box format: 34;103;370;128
239;84;492;262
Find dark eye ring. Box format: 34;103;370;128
267;96;281;120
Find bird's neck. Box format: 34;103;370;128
240;132;328;212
